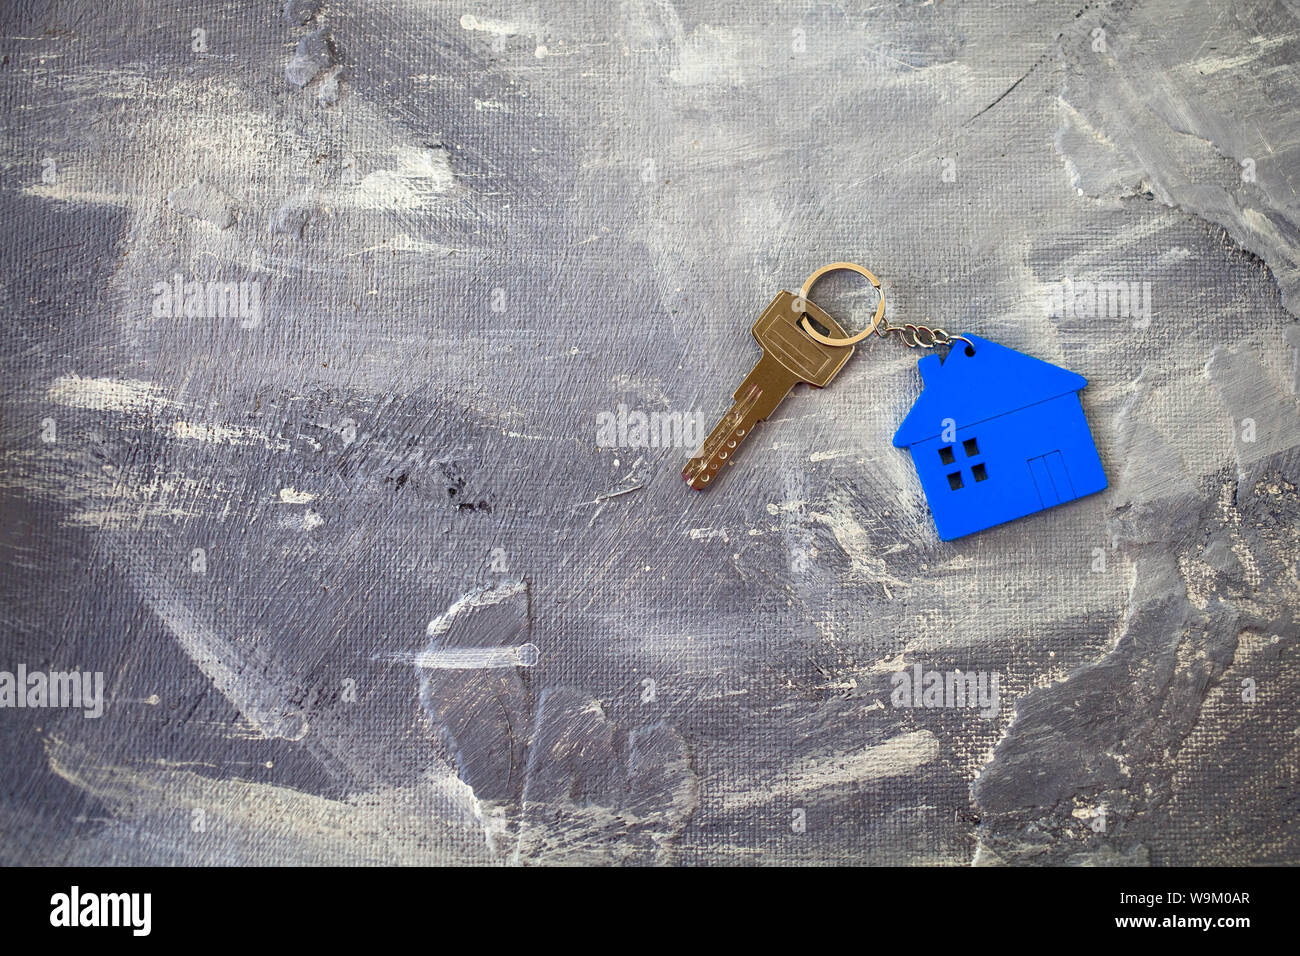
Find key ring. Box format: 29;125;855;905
798;261;974;353
796;262;886;347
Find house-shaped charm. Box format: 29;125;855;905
892;335;1106;540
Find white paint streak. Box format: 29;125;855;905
426;581;528;639
809;449;850;462
48;375;182;415
130;569;308;741
810;500;912;595
279;487;319;504
43;735;488;865
347;146;457;210
351;235;455;257
394;642;540;669
171;421;254;445
723;730;940;810
24;183;133;206
1188;33;1292;76
459;13;523;36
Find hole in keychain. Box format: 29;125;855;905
796;262;975;356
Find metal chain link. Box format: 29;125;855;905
877;318;973;352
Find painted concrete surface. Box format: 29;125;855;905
0;0;1297;865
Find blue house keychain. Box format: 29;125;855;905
683;262;1107;541
889;334;1107;539
798;263;1107;540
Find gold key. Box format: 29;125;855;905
683;291;855;489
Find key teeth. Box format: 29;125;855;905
685;389;761;491
682;459;714;488
685;441;735;488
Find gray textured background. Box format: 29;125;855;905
1;0;1297;866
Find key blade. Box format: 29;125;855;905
682;384;767;489
683;352;801;489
